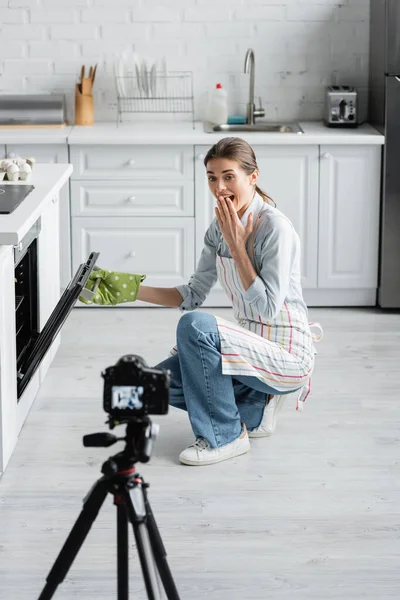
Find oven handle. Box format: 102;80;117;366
79;277;102;303
35;252;100;342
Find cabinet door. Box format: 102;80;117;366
6;144;71;290
195;145;319;304
318;145;381;289
256;146;319;288
72;217;195;305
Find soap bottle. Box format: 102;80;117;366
207;83;228;125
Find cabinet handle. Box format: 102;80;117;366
126;159;136;166
126;196;136;203
127;251;136;258
196;154;205;161
321;152;331;159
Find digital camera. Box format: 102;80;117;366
102;354;170;419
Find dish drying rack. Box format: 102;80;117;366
115;71;195;128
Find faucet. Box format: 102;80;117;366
244;48;265;125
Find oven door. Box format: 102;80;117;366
17;251;99;398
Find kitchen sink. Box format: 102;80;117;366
203;121;304;134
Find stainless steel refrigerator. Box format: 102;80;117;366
369;0;400;307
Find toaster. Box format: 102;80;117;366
324;86;358;127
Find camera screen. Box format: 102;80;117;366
111;386;144;411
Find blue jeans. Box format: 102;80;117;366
156;312;292;448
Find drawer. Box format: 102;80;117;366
72;217;195;290
70;145;194;180
6;143;68;163
71;180;194;217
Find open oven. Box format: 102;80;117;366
14;220;99;399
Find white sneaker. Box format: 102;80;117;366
248;395;285;438
179;425;250;466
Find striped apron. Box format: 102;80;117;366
214;216;322;410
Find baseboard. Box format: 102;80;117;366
75;288;378;309
303;288;377;307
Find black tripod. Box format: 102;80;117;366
37;417;181;600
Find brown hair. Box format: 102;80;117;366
204;137;276;207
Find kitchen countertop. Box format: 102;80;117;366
0;163;72;245
1;126;73;145
0;121;384;146
67;120;385;145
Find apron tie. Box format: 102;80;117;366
309;321;323;342
296;321;323;411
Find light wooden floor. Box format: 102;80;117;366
1;307;400;599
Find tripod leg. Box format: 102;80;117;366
124;487;161;600
144;495;181;600
116;501;129;600
37;479;109;600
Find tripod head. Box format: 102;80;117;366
83;416;159;476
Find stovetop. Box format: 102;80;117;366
0;184;35;214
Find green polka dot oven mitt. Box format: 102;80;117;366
79;269;146;306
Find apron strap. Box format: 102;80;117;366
251;215;263;277
308;321;323;342
296;378;311;412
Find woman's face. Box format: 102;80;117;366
206;158;258;218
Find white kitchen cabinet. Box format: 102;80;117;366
72;217;195;303
255;146;319;288
0;190;62;474
70;144;195;308
318;145;381;301
5;144;71;291
70;180;194;217
69;145;194;181
66;137;382;309
194;145;319;306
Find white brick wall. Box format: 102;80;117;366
0;0;370;123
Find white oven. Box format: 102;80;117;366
14;226;99;398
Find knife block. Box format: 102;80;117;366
74;83;94;126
